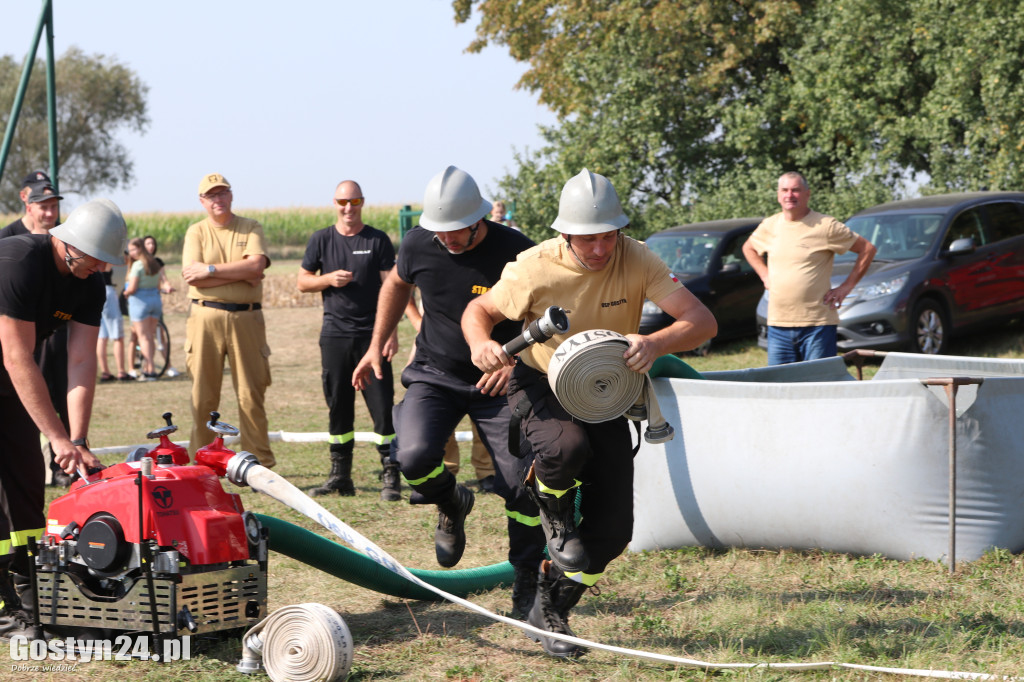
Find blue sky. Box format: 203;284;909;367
6;1;557;213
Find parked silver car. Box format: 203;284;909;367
756;192;1024;354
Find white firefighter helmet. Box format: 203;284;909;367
49;198;128;265
418;166;492;232
551;168;629;235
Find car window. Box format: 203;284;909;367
721;233;753;272
646;234;721;275
985;202;1024;243
845;213;942;261
942;208;986;250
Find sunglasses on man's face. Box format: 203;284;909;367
334;197;364;207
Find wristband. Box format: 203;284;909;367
71;438;89;448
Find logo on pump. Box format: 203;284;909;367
151;486;173;509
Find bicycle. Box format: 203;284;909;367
131;318;172;379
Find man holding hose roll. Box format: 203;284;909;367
462;168;716;658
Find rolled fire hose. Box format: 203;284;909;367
237;603;353;682
548;329;674;443
225;453;1003;681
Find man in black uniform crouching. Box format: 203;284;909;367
0;198;127;641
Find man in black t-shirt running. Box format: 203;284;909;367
299;180;399;500
353;166;545;620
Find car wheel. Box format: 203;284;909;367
910;300;948;354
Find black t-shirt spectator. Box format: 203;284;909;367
301;224;396;338
0;219;28;239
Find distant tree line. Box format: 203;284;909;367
454;0;1024;239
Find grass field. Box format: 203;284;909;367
3;262;1024;680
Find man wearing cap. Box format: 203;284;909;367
353;166;546;620
182;174;274;467
298;180;399;500
462;168;716;658
0;171;62;239
0;198;126;640
0;171;74;487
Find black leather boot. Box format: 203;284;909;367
434;484;475;568
379;454;402;502
0;565;20;616
511;563;539;620
0;573;43;642
528;482;589;573
312;451;355;497
527;561;588;658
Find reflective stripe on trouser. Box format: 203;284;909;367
509;361;635;576
186;304;274;467
393;362;545;567
320;336;394;458
0;392;47;562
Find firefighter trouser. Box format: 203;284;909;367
185;304;274;467
392;362;544;567
320;335;394;458
0;390;47;566
442;422;495;479
508;362;635;579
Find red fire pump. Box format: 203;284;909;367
32;412;268;641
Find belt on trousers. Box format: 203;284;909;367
192;299;262;312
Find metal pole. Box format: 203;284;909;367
944;383;958;575
921;377;983;575
0;0;51;185
43;0;58;193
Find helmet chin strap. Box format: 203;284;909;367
432;220;482;253
465;220;480;248
564;231;620;271
63;242;86;269
564;235;592;271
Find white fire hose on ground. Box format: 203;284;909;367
219;320;1011;681
236;603;353;682
224;453;1011;682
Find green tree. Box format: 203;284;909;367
0;46;149;213
455;0;1024;234
455;0;808;237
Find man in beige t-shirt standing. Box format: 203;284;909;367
743;171;876;365
182;173;274;467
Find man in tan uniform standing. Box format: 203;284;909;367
182;173;274;466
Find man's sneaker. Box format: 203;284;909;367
477;475;496;493
165;367;181;378
435;485;475;568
